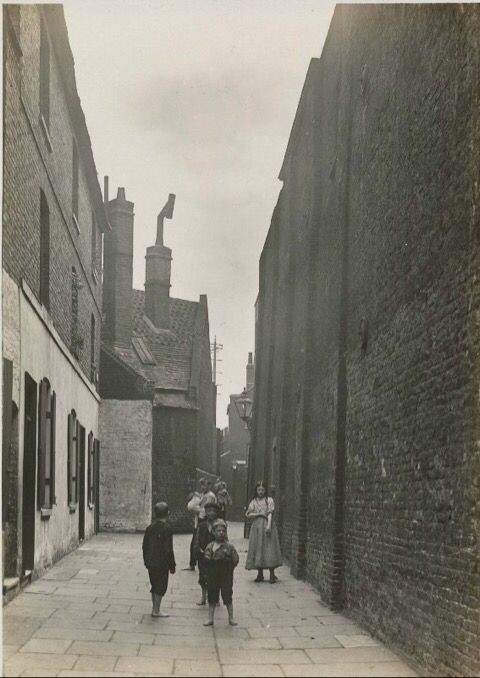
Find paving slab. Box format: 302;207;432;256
114;655;174;674
3;523;416;677
73;655;117;672
222;664;284;677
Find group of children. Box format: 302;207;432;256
142;499;239;625
142;481;282;626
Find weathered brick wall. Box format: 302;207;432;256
152;406;197;533
252;5;480;676
99;400;152;532
3;5;103;385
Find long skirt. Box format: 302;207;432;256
245;517;282;570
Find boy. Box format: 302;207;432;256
194;501;219;605
142;502;176;617
203;518;239;626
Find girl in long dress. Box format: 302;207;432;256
245;482;282;583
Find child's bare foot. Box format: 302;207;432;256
152;610;169;618
203;620;214;626
196;600;206;606
228;619;238;626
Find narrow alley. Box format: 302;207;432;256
3;524;416;678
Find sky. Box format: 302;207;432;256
62;0;336;427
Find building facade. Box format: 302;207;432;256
250;5;480;677
220;353;254;520
99;188;217;533
2;5;107;596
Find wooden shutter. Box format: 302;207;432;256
37;379;48;509
75;418;80;504
87;432;93;505
50;391;56;506
2;359;13;520
67;412;72;504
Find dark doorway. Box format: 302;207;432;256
79;425;86;541
3;359;19;577
22;373;37;574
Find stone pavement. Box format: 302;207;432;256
3;523;418;677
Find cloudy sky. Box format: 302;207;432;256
63;0;335;427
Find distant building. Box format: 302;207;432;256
250;5;480;676
220;353;254;520
99;189;217;532
2;5;106;597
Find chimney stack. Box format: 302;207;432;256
145;194;176;329
103;186;134;347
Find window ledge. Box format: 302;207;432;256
72;213;80;234
39;114;53;153
40;508;52;520
69;503;78;514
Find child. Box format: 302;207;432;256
203;518;239;626
213;480;232;521
194;501;220;605
245;482;282;583
142;502;176;617
186;489;202;570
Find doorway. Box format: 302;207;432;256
78;425;86;541
22;373;37;574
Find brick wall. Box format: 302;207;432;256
99;400;152;532
3;5;103;386
251;5;480;676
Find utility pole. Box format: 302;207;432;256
210;336;223;386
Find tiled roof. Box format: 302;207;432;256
111;290;199;392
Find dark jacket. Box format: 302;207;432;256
142;520;176;572
193;520;215;558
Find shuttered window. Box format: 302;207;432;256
37;378;56;510
67;411;79;506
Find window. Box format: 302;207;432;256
67;410;78;507
90;314;96;383
72;139;79;229
39;18;50;131
37;378;56;512
40;191;50;309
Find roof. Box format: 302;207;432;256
107;290;202;394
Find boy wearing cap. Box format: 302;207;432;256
194;501;219;605
203;518;239;626
142;502;176;618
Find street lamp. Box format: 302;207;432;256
233;388;253;429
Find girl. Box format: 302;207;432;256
245;482;282;583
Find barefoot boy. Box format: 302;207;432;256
203;518;239;626
142;502;176;617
